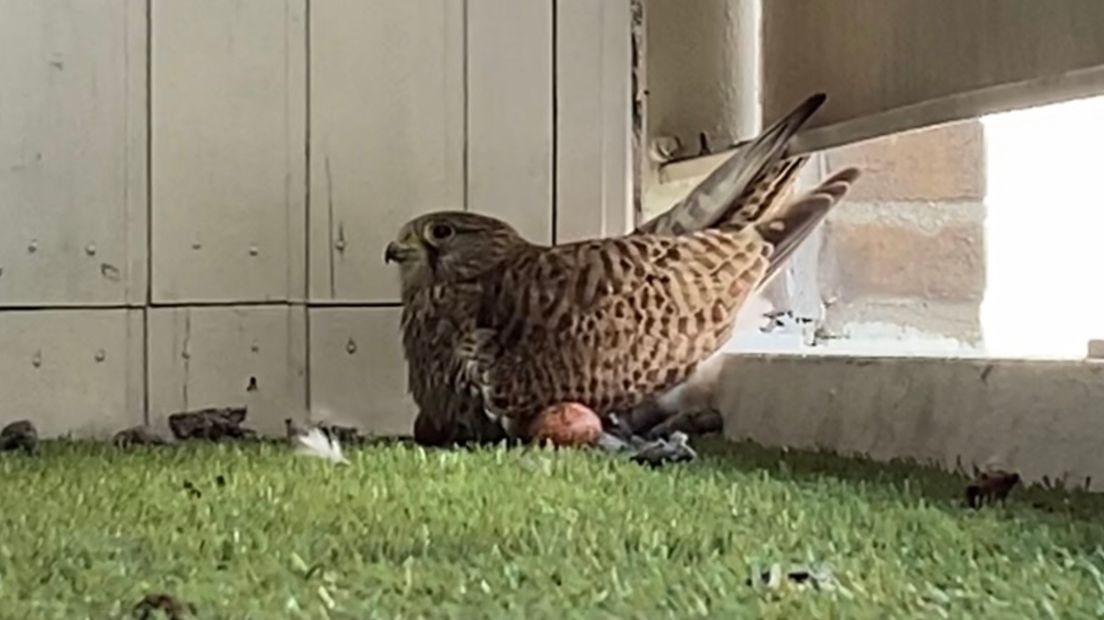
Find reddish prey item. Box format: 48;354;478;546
528;402;603;447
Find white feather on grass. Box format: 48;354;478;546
293;427;349;465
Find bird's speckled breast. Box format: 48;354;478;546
400;283;504;444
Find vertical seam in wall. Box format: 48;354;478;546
325;156;336;298
629;0;644;228
123;4;133;307
303;0;313;413
462;0;470;212
143;0;153;425
550;0;558;245
598;1;608;236
282;0;295;307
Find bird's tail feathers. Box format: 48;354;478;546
635;93;826;236
755;167;861;285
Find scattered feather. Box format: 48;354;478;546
293;427;349;465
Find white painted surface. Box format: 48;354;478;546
308;307;416;436
308;0;465;303
150;0;306;304
467;0;554;245
555;0;633;243
0;310;144;437
146;306;307;438
151;0;306;303
0;0;147;306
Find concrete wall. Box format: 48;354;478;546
644;0;758;156
762;0;1104;152
817;120;988;348
717;354;1104;487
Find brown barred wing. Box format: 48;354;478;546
465;229;771;426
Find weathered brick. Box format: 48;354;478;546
818;201;986;303
826;120;985;202
819;299;982;345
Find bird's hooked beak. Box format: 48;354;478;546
384;240;415;264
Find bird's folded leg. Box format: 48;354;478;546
413;410;460;447
607;399;670;437
630;432;697;467
618;351;726;438
492;410;524;441
644;409;723;440
595;431;634;453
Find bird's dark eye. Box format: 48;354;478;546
429;223;454;241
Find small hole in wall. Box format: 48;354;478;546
246;376;258;392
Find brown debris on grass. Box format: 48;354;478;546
168;407;257;442
113;424;171;448
966;468;1021;509
0;419;38;453
133;592;195;619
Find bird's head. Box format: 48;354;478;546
384;211;525;291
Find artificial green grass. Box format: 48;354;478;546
1;439;1103;619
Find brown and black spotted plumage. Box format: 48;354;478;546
388;92;856;445
387;163;860;441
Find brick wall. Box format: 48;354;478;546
817;120;987;348
642;119;989;353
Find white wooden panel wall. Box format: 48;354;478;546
0;0;632;438
308;0;465;303
308;308;414;435
0;0;147;306
467;0;554;245
0;310;144;438
147;307;307;437
151;0;307;303
555;0;633;243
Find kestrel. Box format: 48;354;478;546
387;93;860;446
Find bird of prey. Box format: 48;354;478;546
386;93;860;446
